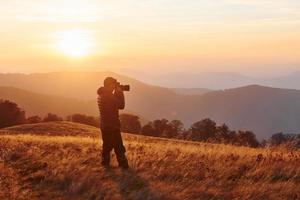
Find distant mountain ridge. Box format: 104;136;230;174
171;88;213;95
184;85;300;139
0;86;94;117
2;71;300;139
121;71;300;90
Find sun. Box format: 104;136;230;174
55;29;94;57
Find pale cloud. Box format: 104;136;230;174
1;0;300;24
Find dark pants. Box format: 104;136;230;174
101;129;127;166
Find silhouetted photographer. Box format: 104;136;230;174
97;77;130;169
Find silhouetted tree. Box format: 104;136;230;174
27;115;42;124
189;118;217;141
293;134;300;148
141;122;157;136
0;100;26;128
228;130;238;144
235;130;260;148
119;113;141;134
153;119;169;137
164;120;184;138
268;133;300;148
140;117;262;148
43;113;63;122
269;132;288;146
215;123;230;143
140;119;184;138
67;113;99;127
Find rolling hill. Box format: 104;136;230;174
0;71;181;122
123;70;300;90
0;71;175;101
0;86;95;117
181;85;300;139
0;71;179;122
0;122;299;200
2;72;300;139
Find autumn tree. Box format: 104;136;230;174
143;119;184;138
119;113;141;134
269;132;287;146
215;123;230;143
43;113;63;122
0;99;26;128
141;122;157;136
235;130;260;148
163;120;184;138
189;118;217;141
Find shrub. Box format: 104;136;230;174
27;115;42;124
67;114;99;127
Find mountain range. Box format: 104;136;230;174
171;88;213;95
120;70;300;90
1;71;300;139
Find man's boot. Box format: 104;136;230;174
117;155;129;169
101;155;110;168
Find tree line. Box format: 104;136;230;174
1;99;299;149
124;115;261;148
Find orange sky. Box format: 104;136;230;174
1;0;300;75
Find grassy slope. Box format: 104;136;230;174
0;122;299;200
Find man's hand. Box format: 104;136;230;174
114;85;123;93
113;85;125;109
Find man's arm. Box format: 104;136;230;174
113;88;125;109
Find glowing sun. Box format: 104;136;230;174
55;29;94;57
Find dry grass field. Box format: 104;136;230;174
0;122;299;200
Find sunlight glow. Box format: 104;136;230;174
55;29;94;57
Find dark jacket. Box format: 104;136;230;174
97;87;125;131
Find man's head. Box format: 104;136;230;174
104;77;117;92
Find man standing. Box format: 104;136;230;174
97;77;129;169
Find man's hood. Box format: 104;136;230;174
97;87;111;95
97;87;105;95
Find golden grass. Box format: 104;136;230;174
0;122;299;200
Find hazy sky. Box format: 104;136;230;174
1;0;300;76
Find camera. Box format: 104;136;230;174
116;82;130;91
